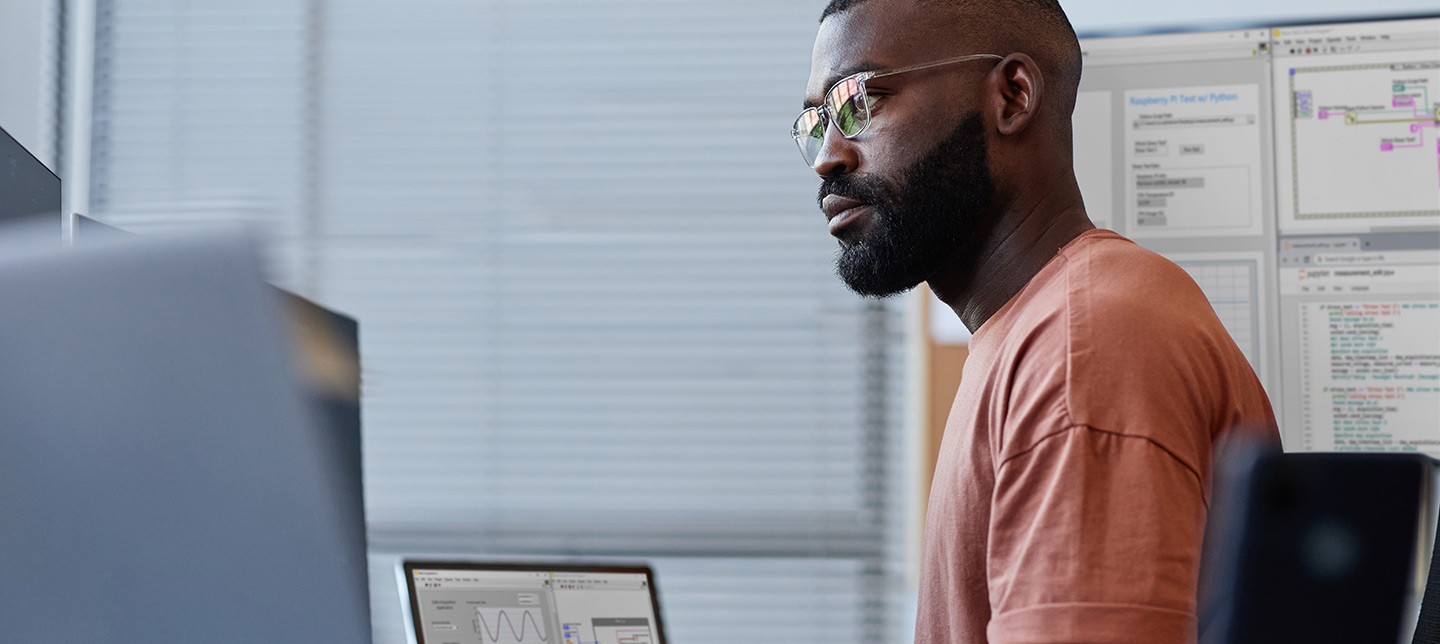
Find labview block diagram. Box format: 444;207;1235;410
1288;61;1440;221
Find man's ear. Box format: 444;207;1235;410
985;53;1044;137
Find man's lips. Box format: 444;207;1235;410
821;194;872;237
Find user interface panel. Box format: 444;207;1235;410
1075;16;1440;455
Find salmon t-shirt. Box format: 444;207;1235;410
915;229;1279;644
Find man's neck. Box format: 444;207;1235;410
928;178;1095;333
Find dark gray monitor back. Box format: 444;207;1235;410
0;231;373;643
278;287;369;627
0;124;59;224
67;217;371;616
1201;447;1436;644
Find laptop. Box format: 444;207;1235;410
0;229;372;642
401;560;668;644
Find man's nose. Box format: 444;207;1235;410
811;122;859;178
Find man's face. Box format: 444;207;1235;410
824;113;995;297
805;1;1000;297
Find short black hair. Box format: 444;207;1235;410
822;0;1072;29
820;0;869;22
818;0;1083;123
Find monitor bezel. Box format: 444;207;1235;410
1077;10;1440;40
402;559;668;644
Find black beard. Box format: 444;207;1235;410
820;111;997;298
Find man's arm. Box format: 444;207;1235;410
986;424;1207;644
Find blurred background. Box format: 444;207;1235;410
1;1;1434;642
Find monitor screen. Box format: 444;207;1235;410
403;562;665;644
1074;14;1440;457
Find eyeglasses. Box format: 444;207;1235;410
791;53;1003;167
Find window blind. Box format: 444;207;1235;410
84;1;915;642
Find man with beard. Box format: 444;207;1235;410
794;0;1279;641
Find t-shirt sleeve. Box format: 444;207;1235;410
985;424;1206;644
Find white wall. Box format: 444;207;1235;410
0;0;55;171
1066;0;1438;34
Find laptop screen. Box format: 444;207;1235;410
403;562;666;644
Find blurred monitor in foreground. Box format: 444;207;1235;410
0;230;372;643
70;216;367;574
0;124;59;226
1200;441;1439;643
0;124;60;252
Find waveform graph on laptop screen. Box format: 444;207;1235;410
475;606;549;643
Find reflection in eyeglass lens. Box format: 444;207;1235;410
796;109;823;139
827;76;866;136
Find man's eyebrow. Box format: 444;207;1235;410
802;61;882;109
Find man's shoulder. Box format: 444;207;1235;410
1003;230;1213;350
1064;232;1215;339
991;230;1270;466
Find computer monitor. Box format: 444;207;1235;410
0;230;372;642
1074;13;1440;457
277;286;369;623
65;216;372;635
0;124;59;225
1199;444;1436;643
